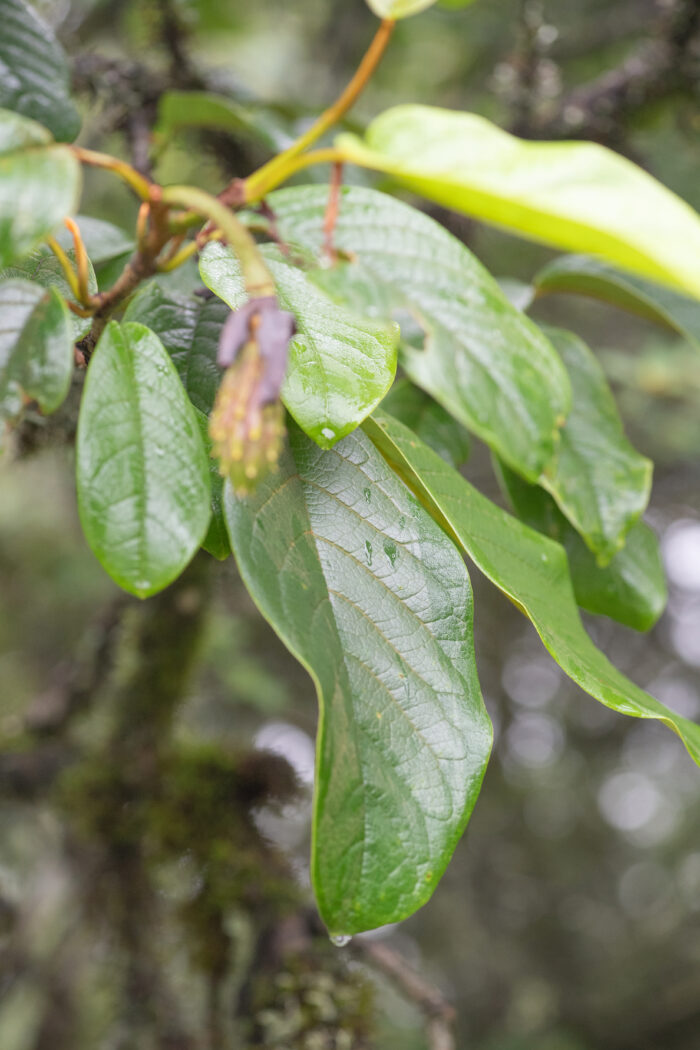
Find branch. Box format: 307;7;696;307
353;939;456;1050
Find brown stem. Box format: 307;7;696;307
352;939;456;1050
322;161;344;263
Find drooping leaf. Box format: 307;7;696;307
124;282;231;559
365;412;700;766
261;185;571;480
538;327;652;562
365;0;438;17
199;241;399;449
0;278;73;437
494;457;666;632
1;245;97;338
535;255;700;350
157;91;293;154
224;422;492;934
0;0;80;141
382;378;470;468
0;109;81;267
76;322;211;597
335;106;700;300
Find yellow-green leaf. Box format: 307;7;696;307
336;105;700;299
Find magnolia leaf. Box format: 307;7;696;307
199;241;399;449
76;322;211;597
262;185;571;481
494;458;666;632
365;412;700;766
1;245;97;338
539;327;652;562
335;106;700;300
124;282;232;560
0;109;81;267
224;422;492;934
0;0;80;141
0;278;73;437
535;255;700;350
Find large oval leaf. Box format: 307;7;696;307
539;327;652;562
494;458;666;632
262;185;571;481
0;109;81;267
535;255;700;350
0;0;80;141
0;278;73;438
76;322;211;597
365;412;700;766
124;282;231;560
199;241;399;449
335;106;700;300
224;422;492;935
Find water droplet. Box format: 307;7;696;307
365;539;373;566
330;934;352;948
384;542;398;567
321;426;335;442
398;516;406;529
363;487;371;503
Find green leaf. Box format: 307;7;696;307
157;91;293;154
0;278;73;436
381;378;470;469
224;422;492;934
124;282;231;559
0;0;80;141
535;255;700;350
335;106;700;300
261;185;571;480
199;241;399;449
365;0;438;16
76;321;211;598
0;109;81;268
494;458;666;632
1;245;97;338
539;327;652;562
365;412;700;765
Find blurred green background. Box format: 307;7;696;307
2;2;700;1048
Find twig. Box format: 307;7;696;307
353;939;456;1050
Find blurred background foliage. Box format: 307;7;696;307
2;1;700;1048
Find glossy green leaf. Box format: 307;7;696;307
535;255;700;350
335;106;700;300
0;0;80;141
494;458;666;632
539;327;652;562
263;185;571;480
365;0;438;17
1;245;97;338
76;322;211;598
0;109;81;268
365;412;700;766
224;422;492;934
382;378;470;469
124;282;231;560
199;241;399;449
157;91;292;154
0;278;73;435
